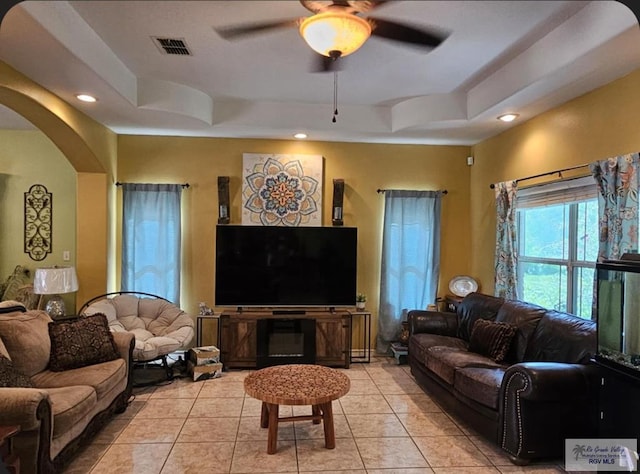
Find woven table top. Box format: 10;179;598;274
244;364;350;406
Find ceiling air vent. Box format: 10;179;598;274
152;37;192;56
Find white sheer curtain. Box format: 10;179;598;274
377;190;442;353
121;183;183;304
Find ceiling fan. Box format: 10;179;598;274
215;0;448;71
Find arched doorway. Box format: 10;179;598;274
0;61;116;306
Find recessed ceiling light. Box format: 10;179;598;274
76;94;97;103
294;132;308;139
497;113;519;122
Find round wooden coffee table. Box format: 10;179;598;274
244;364;350;454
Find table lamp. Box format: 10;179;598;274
33;266;79;318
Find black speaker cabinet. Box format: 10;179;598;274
332;178;344;226
217;176;230;224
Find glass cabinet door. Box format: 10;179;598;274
597;262;640;373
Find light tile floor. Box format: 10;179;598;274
63;356;567;474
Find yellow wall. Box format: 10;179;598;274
117;136;472;343
4;55;639;349
471;68;640;292
0;60;118;306
0;129;77;310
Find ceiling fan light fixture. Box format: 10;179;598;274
299;11;371;57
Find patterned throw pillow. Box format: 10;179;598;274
469;319;517;362
0;354;34;387
49;313;120;371
1;265;31;301
15;284;38;310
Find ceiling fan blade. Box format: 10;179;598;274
311;53;342;73
215;19;300;40
368;17;448;48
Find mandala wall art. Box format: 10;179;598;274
242;153;323;226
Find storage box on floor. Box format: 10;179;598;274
187;346;222;381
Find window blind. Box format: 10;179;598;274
516;176;597;209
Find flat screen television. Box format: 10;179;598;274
215;225;357;308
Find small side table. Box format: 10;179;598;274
0;425;20;474
350;310;371;363
445;295;463;313
196;312;221;347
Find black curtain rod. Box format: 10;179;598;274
115;182;190;188
376;189;448;194
489;163;590;189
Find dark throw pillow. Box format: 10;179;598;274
0;354;34;388
49;313;120;372
469;318;517;362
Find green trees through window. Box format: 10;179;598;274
517;199;598;319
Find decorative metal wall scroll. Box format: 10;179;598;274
24;184;52;261
332;178;345;226
218;176;230;224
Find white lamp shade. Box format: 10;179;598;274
299;12;371;57
34;266;79;295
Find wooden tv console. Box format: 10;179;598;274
219;309;352;369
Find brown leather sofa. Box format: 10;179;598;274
408;292;598;464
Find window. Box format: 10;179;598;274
121;183;183;304
378;190;442;351
516;177;598;319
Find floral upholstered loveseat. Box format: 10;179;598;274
0;302;134;473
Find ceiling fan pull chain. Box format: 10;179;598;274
332;71;338;123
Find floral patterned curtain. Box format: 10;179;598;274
494;181;518;299
590;153;640;261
